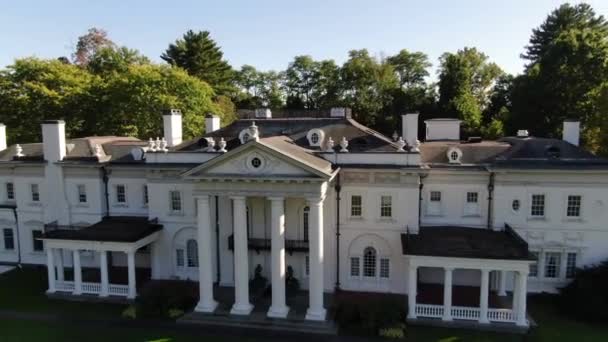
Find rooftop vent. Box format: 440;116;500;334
467;136;482;143
517;130;529;137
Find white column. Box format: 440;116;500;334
479;269;490;324
46;247;56;294
442;267;453;321
512;272;520;313
56;249;65;281
230;196;253;315
100;250;109;297
127;251;137;299
516;270;529;326
407;264;417;319
150;242;161;280
498;270;507;296
267;196;289;318
306;197;326;321
195;195;218;313
73;249;82;295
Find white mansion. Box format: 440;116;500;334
1;108;607;328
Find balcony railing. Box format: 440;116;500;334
43;221;87;233
228;234;309;254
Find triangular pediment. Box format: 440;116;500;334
182;140;333;179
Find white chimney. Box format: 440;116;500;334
424;119;461;141
42;120;66;162
401;113;419;147
163;109;182;147
205;114;221;133
0;124;6;151
330;107;352;118
563;119;580;146
255;108;272;119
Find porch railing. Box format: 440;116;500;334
56;280;75;292
54;280;129;297
227;234;309;254
415;304;516;323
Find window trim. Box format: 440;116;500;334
564;194;583;220
463;190;480;217
30;183;40;203
76;184;87;204
379;195;393;219
5;182;15;201
115;184;127;205
143;185;149;207
3;228;14;251
350;194;363;218
427;190;443;216
169;190;183;213
529;193;546;219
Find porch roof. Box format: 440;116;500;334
401;226;534;261
42;216;162;243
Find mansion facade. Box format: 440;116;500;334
1;108;607;328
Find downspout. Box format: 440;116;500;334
487;172;495;229
101;166;110;217
334;172;342;290
215;195;221;284
417;173;428;229
12;206;22;267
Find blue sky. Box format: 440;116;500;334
1;0;607;77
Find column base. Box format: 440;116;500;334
195;300;218;313
45;289;56;294
230;303;254;316
441;316;453;322
479;318;490;324
498;291;507;297
267;305;290;319
305;308;327;321
516;319;529;327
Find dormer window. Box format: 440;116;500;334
306;129;325;147
239;129;252;144
447;147;463;164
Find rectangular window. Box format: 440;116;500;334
30;184;40;202
3;228;14;250
544;252;561;278
32;230;43;251
380;258;390;278
380;196;392;218
116;185;126;203
176;249;184;267
529;252;539;277
305;255;310;277
77;184;87;203
566;253;577;279
143;185;149;205
466;192;478;203
170;191;182;212
566;195;582;218
464;191;480;215
430;191;441;202
6;183;14;200
350;257;360;277
350;195;362;217
428;191;442;215
531;194;545;217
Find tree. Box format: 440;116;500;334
73;28;115;66
509;3;608;154
87;46;149;74
387;49;431;88
233;65;285;108
437;47;503;135
161;30;234;95
285;55;318;109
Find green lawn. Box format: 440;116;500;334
1;267;607;342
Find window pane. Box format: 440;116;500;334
380;196;392;217
32;230;43;251
3;228;14;250
303;207;309;241
186;239;198;267
6;183;14;200
351;195;362;217
350;257;360;277
176;249;185;267
531;194;545;217
529;252;539;277
77;185;87;203
566;253;577;278
31;184;40;202
466;192;478;203
544;252;561;278
170;191;182;211
363;247;376;277
116;185;126;203
566;195;581;217
380;258;390;278
430;191;441;202
305;255;310;276
143;185;149;205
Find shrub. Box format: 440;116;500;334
249;264;268;291
332;291;406;336
168;308;185;319
122;305;137;319
379;323;406;339
135;280;198;319
558;260;608;322
286;265;300;295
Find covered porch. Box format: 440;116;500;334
40;216;162;299
402;226;535;328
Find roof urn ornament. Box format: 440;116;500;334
218;137;227;152
396;137;406;152
15;144;24;157
339;137;349;153
160;137;168;152
155;137;161;151
411;139;421;153
325;137;335;152
392;131;399;141
249;121;260;142
94;144;104;158
205;137;216;152
147;138;156;152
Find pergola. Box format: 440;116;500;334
41;216;162;299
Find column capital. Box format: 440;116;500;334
194;194;211;202
230;195;247;201
518;269;529;277
267;196;285;202
306;196;325;206
444;267;455;272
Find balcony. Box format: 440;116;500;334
227;234;309;255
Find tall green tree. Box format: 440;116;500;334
72;27;115;66
161;30;234;95
387;49;431;88
234;65;285;108
509;3;608;155
438;47;503;135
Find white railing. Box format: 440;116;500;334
487;308;517;323
55;280;75;292
415;304;444;318
108;284;129;296
451;306;481;321
81;282;101;294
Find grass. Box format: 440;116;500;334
1;267;608;341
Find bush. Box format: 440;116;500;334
332;291;406;336
122;305;137;319
135;280;198;319
558;260;608;322
286;265;300;295
249;264;267;291
379;323;406;339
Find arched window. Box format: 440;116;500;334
363;247;377;277
186;239;198;267
242;132;250;143
310;133;319;144
303;206;310;241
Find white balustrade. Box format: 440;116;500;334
108;284;130;296
451;306;481;321
487;308;517;323
81;282;102;294
55;280;75;292
415;304;444;318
